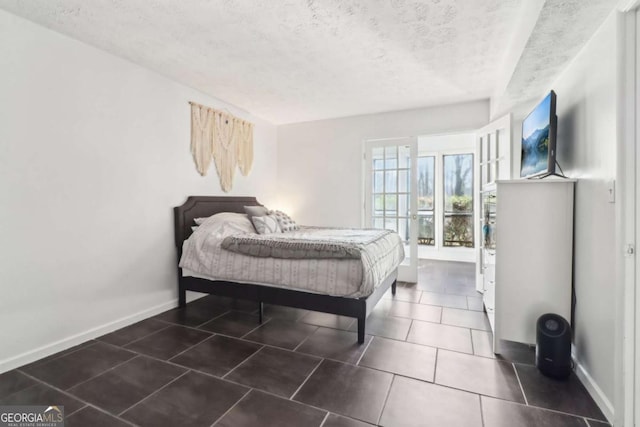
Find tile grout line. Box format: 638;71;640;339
292;330;315;352
64;354;140;393
470;328;476;355
289;358;324;401
240;317;274;339
70;404;138;426
318;411;330;427
153;308;255;334
298;319;355;333
345;317;356;330
166;333;216;363
19;341;100;371
390;312;491;332
376;374;396;425
403;318;412;341
57;405;114;426
185;361;338;419
512;363;529;406
479;394;486;427
117;370;191;417
208;388;252;427
152;317;212;330
478;394;609;424
104;345;319;411
221;346;265;380
17;345;138;394
110;322;376;375
193;309;232;329
433;348;439;383
16;371;135;425
355;335;375;366
101;322;172;347
119;323;174;347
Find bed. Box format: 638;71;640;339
174;196;400;343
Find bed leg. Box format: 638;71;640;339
258;301;264;324
178;282;186;308
391;280;397;296
357;316;365;344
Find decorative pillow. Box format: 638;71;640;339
251;214;282;234
269;210;299;232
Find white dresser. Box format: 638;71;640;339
481;179;575;353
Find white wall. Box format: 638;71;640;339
0;10;278;372
418;132;476;152
277;101;489;228
522;12;618;416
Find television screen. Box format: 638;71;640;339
520;91;556;178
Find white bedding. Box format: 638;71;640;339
179;219;404;298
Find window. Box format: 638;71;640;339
417;156;435;246
443;153;474;247
371;145;411;241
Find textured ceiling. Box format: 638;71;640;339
0;0;620;124
493;0;620;116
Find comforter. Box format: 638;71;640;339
179;222;404;298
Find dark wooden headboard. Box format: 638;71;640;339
174;196;262;249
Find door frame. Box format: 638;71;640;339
616;4;638;426
635;7;640;419
416;132;478;262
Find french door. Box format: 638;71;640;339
476;114;512;292
364;137;418;283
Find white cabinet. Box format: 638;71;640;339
482;179;575;353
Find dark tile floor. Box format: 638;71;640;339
1;259;609;426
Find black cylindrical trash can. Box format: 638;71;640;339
536;313;572;379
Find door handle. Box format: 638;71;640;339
412;215;417;220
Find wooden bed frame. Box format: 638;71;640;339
174;196;397;343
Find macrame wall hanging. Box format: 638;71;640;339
189;101;254;192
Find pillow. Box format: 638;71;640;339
251;214;282;234
269;210;299;232
244;205;268;221
195;212;254;233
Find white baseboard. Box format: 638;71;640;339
0;293;204;374
572;352;615;424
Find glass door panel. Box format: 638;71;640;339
365;137;418;283
417;156;435;246
443;153;474;248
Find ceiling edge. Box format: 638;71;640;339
617;0;640;11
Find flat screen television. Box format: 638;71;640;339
520;90;557;178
